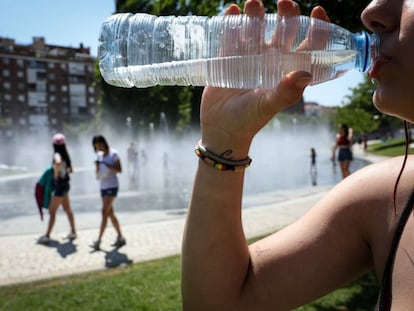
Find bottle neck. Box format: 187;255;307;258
356;31;379;72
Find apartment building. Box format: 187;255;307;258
0;36;99;140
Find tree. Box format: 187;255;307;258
334;106;378;135
333;75;402;138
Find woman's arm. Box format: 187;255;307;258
181;0;375;310
112;158;122;173
349;127;354;143
102;154;122;173
101;161;122;173
53;153;61;179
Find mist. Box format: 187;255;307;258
0;118;366;236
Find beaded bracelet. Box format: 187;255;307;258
194;142;252;172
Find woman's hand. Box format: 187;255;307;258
199;0;329;159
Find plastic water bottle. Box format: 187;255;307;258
98;13;378;89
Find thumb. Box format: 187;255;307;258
264;71;312;114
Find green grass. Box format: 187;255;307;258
296;272;379;311
0;256;182;311
0;246;379;311
367;138;413;157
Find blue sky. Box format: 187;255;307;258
0;0;364;107
0;0;115;56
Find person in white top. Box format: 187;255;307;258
91;135;126;250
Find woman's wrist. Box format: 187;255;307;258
195;141;252;172
200;130;252;160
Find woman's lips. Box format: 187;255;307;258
368;54;391;80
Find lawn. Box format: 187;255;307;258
0;248;379;311
367;138;413;157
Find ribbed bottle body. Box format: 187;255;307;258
98;14;377;89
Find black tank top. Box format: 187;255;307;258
376;189;414;310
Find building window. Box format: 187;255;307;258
69;75;85;83
37;82;47;92
37;72;46;80
28;83;36;91
16;59;24;68
48;63;55;69
61;85;68;92
17;70;24;78
29;60;46;69
17;82;25;90
2;69;10;77
2;58;10;64
3;82;11;90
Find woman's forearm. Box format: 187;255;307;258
182;161;251;310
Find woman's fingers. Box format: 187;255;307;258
242;0;266;55
221;1;265;57
221;4;241;56
261;70;312;116
271;0;301;51
297;6;330;51
310;5;329;22
277;0;301;17
243;0;265;17
224;3;240;15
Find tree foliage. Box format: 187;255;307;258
333;75;402;137
100;0;374;136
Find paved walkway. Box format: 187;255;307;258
0;144;387;287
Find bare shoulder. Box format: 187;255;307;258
324;155;414;272
329;156;413;202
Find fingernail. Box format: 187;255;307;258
295;77;312;89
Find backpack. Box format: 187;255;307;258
34;167;53;221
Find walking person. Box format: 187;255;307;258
331;123;353;179
38;133;76;243
92;135;126;250
181;0;414;310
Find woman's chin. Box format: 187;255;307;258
373;88;414;122
372;88;389;114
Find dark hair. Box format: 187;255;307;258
340;123;349;137
53;143;72;169
92;135;109;152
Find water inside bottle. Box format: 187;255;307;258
105;49;357;89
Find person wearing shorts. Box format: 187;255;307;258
331;123;353;179
91;135;126;250
38;133;77;243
